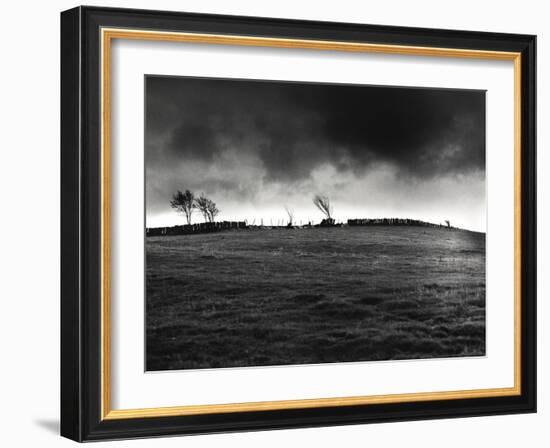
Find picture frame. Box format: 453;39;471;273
60;5;536;442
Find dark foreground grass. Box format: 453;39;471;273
146;226;485;371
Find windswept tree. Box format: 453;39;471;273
284;206;294;226
170;189;195;224
195;194;210;222
206;199;220;222
195;193;220;223
313;194;333;220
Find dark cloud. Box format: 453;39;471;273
146;75;485;183
145;76;486;230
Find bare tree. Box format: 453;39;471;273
195;193;220;223
313;194;333;220
445;220;451;228
206;199;220;223
284;206;294;226
170;189;195;224
195;194;210;222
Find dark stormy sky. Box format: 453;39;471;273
145;76;486;231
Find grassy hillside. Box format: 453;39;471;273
146;226;485;371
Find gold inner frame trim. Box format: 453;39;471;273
100;27;522;421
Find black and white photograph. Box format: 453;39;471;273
145;75;487;371
54;4;539;442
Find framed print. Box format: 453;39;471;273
60;6;536;442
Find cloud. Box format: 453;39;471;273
145;75;486;230
146;76;485;181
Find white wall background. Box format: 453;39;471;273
0;0;546;446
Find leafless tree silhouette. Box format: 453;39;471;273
170;189;195;224
313;194;333;220
284;206;294;226
206;199;220;222
195;193;220;223
195;194;210;222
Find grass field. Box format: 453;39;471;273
146;226;485;371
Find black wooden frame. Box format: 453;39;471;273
61;5;536;442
